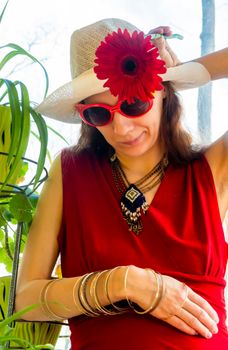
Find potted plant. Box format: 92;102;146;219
0;1;63;347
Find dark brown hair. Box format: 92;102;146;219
73;82;201;165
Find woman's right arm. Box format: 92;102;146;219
15;154;81;320
15;155;129;321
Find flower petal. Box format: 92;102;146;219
94;28;167;102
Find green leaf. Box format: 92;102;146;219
0;43;49;98
9;193;32;223
20;240;25;251
0;304;55;350
9;240;15;251
0;324;13;337
0;106;17;192
0;0;9;24
0;80;23;189
16;161;29;182
21;161;29;175
7;81;31;180
0;211;5;227
0;248;4;259
21;220;30;235
10;217;17;225
26;192;39;208
1;209;12;222
30;109;48;187
0;229;4;243
0;252;12;272
0;51;21;71
0;305;38;329
2;81;21;161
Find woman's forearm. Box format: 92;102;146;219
15;267;128;321
16;277;83;321
193;47;228;80
15;264;219;339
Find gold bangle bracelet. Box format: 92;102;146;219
90;271;106;314
124;265;133;309
72;275;92;316
77;273;100;317
73;274;98;317
105;266;128;313
90;270;118;315
134;270;164;314
124;267;161;315
131;269;159;315
148;271;164;312
40;279;65;321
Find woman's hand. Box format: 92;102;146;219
151;274;219;338
148;26;181;67
127;266;219;338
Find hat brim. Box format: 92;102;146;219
36;62;210;123
36;68;109;123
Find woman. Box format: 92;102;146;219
16;18;228;349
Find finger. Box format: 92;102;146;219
151;37;180;67
153;36;166;49
148;26;172;36
164;43;181;65
184;300;218;335
188;289;219;324
151;37;170;59
176;307;214;339
164;315;198;336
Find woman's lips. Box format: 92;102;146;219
119;132;145;146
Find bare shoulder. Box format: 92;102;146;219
204;132;228;220
34;153;62;218
17;153;63;284
45;152;62;182
204;131;228;182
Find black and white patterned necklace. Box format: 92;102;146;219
111;154;169;235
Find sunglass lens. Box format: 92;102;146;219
120;99;151;116
83;107;111;126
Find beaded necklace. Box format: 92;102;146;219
111;154;169;235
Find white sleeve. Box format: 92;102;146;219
161;62;211;90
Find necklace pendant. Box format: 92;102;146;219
120;184;148;235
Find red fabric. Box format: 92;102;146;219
59;148;228;350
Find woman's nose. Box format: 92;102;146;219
112;111;135;135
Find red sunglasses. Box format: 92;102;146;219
75;98;153;127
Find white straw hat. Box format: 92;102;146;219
36;18;210;123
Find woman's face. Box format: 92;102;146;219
85;89;166;159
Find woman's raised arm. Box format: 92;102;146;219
193;47;228;80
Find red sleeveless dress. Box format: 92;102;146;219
58;148;228;350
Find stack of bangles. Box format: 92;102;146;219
39;266;164;320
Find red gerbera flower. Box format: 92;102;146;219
94;28;167;103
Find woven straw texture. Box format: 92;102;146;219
70;18;139;78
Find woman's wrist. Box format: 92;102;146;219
99;265;146;303
124;265;157;306
107;266;128;302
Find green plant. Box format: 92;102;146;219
0;276;62;348
0;0;74;345
0;39;49;189
0;3;63;348
0;0;49;272
0;305;54;349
